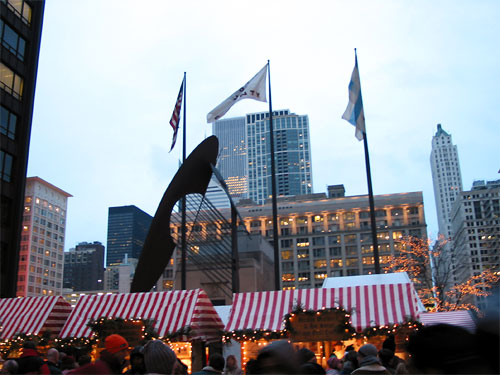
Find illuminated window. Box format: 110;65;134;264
281;273;295;282
314;259;327;268
4;0;32;25
281;250;292;260
0;63;23;99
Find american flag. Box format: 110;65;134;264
169;77;184;152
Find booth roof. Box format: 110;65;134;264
420;310;476;333
0;296;72;339
59;289;224;341
226;284;420;332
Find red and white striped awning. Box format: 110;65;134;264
0;296;72;339
226;284;420;332
59;289;223;341
419;310;476;333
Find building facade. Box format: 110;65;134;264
212;116;248;203
430;124;463;239
170;190;427;290
63;241;105;292
1;0;45;297
451;181;500;308
17;177;71;297
246;110;313;204
106;205;152;266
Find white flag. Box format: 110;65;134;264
207;65;268;123
342;54;365;141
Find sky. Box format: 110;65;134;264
27;0;500;252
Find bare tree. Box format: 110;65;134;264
385;236;499;313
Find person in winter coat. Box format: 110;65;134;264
70;334;129;374
16;342;50;374
45;348;62;375
223;355;242;375
126;346;146;374
192;353;225;375
351;344;390;375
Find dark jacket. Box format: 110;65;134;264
351;364;391;375
69;350;124;375
192;365;222;374
17;348;51;374
45;360;62;374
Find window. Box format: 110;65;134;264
4;0;32;25
0;20;26;60
0;150;14;182
313;248;325;257
344;212;355;221
346;245;358;257
281;250;292;260
281;239;293;248
296;238;310;247
328;235;340;245
1;105;17;139
0;63;23;99
391;208;403;217
314;259;327;268
312;237;325;246
329;247;341;257
344;234;357;243
330;259;343;268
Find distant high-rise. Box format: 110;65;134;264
63;241;104;291
430;124;463;238
17;177;71;297
212;116;248;203
106;205;152;266
451;180;500;309
246;109;313;204
1;0;46;297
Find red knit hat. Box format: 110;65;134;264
105;334;129;354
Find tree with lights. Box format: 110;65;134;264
385;236;499;313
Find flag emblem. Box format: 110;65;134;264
207;65;268;123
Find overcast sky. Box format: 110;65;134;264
27;0;500;251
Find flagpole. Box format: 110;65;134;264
267;60;281;290
354;49;381;274
181;72;187;289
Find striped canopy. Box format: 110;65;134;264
226;284;420;332
59;289;223;341
419;310;476;333
0;296;72;339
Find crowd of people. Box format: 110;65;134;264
0;321;498;375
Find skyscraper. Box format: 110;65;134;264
106;205;152;266
430;124;463;239
212;116;248;203
246;109;313;204
63;241;105;291
451;180;500;309
17;177;71;297
1;0;45;297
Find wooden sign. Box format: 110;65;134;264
289;310;347;342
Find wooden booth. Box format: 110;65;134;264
58;288;224;373
224;281;421;369
0;296;72;357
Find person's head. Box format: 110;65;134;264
77;354;91;367
382;334;396;353
406;323;480;374
378;348;395;367
297;348;316;365
46;348;59;363
256;340;298;374
60;356;76;371
225;355;238;370
327;357;342;370
22;341;37;350
104;334;129;363
129;346;146;373
1;360;18;375
357;344;380;366
208;353;224;372
143;340;178;374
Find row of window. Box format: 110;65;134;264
3;0;32;25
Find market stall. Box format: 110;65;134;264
419;310;476;333
59;288;224;372
0;296;71;339
0;296;72;357
224;275;422;368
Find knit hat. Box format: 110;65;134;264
382;334;396;353
143;340;178;375
105;334;129;354
358;344;378;358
